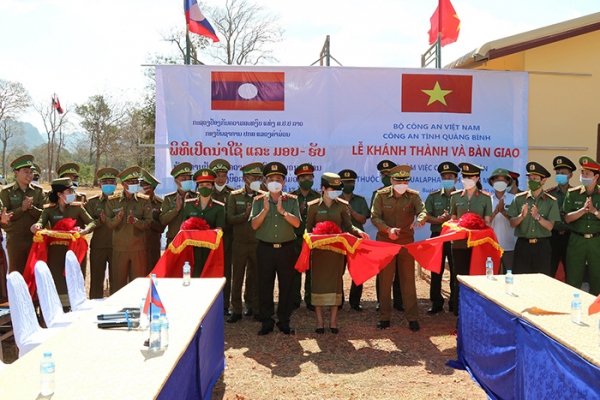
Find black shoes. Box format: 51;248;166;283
224;309;232;316
350;304;363;312
258;326;273;336
393;303;405;312
377;320;390;330
293;303;301;309
227;313;243;323
408;321;420;332
306;304;315;312
427;305;444;314
279;325;296;335
315;327;325;334
448;302;454;312
330;326;339;334
244;308;253;317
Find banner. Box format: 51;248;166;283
155;66;528;240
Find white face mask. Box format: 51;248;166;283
249;181;262;192
126;184;140;194
267;181;283;193
393;183;409;194
462;178;476;190
214;183;226;191
32;180;40;186
493;181;508;192
327;190;341;199
63;193;76;204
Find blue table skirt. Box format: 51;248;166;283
456;283;600;400
157;292;225;400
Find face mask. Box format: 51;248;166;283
126;184;140;194
382;176;391;187
299;180;313;190
342;185;355;194
267;181;282;193
581;176;595;187
527;180;542;191
71;181;79;188
249;181;262;192
555;175;569;185
441;180;455;191
198;187;213;197
327;190;341;199
63;193;75;204
214;183;225;192
393;183;409;194
32;180;40;186
101;184;116;195
180;180;194;192
493;181;508;192
462;178;476;190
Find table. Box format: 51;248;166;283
457;273;600;400
0;277;225;399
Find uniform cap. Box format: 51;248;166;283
170;162;193;178
526;162;551;178
553;156;576;172
507;170;520;179
338;169;357;181
240;162;263;176
488;168;513;184
97;167;119;181
263;162;287;177
118;166;142;182
377;160;396;172
193;168;216;183
140;168;161;187
50;177;74;189
209;159;231;172
321;172;343;190
32;163;41;174
579;155;600;172
294;163;315;176
57;163;80;177
437;161;460;175
458;162;483;176
390;165;412;181
11;154;35;170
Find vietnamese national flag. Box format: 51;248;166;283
143;280;166;316
185;0;219;42
401;74;472;113
428;0;460;47
211;71;285;111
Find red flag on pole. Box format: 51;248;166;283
428;0;460;47
51;96;64;114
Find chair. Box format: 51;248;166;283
65;251;103;311
34;261;84;328
6;272;59;358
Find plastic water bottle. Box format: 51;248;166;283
183;262;191;286
40;352;55;396
150;315;161;351
151;273;158;286
505;270;513;295
160;312;169;349
571;293;582;324
486;257;494;279
139;298;149;329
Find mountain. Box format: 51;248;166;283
21;122;47;148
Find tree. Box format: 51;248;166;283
0;79;31;173
34;100;69;181
0;117;25;174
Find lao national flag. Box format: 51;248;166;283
143;280;166;315
401;74;472;114
211;71;285;111
51;97;64;115
185;0;219;43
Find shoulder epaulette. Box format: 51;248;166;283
226;185;235;191
430;190;441;195
254;193;266;201
155;196;163;203
108;194;121;200
480;190;492;197
87;194;100;201
284;192;298;199
372;186;384;193
185;198;196;203
70;201;83;207
43;203;56;209
136;193;149;200
337;198;349;205
568;186;581;192
407;188;420;195
212;199;225;207
545;193;557;201
451;190;463;195
164;191;177;197
515;191;528;197
231;188;244;195
377;187;392;194
546;187;557;192
78;192;87;197
307;198;321;206
2;183;15;190
31;183;43;190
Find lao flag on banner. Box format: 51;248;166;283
143;280;166;315
401;74;472;114
184;0;219;42
211;71;285;111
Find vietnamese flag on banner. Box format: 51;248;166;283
428;0;460;47
401;74;472;114
211;71;285;111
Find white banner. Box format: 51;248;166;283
155;66;528;240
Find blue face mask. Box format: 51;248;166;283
180;180;194;192
63;193;76;204
126;184;139;194
327;190;341;199
441;180;455;191
101;184;116;195
555;175;568;185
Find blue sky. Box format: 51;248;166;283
0;0;598;132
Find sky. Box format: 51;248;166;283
0;0;598;134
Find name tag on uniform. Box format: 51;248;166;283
318;210;327;214
53;216;63;220
574;201;583;205
96;208;102;211
456;202;464;206
236;201;245;205
113;208;121;212
384;205;393;208
189;212;198;216
11;197;19;201
434;202;443;206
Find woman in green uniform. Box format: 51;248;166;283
31;178;96;298
306;173;369;334
182;168;225;277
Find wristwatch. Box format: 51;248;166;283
595;210;599;216
283;211;289;217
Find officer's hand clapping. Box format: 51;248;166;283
117;207;124;221
276;197;285;214
100;209;106;223
1;207;12;224
22;196;33;211
127;210;136;224
520;203;529;217
263;195;270;212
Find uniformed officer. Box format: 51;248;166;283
424;161;459;314
489;168;516;274
85;167;119;299
32;178;95;299
563;156;600;295
140;168;165;274
507;162;560;276
182;168;225;277
57;162;87;203
450;162;493;316
338;169;371;311
546;156;576;279
227;162;263;323
209;159;235;316
160;163;195;248
507;170;522;195
0;155;44;274
250;162;301;336
32;163;41;185
371;165;427;331
290;162;321;311
372;159;402;312
106;167;152;294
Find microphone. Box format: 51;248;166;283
98;319;140;330
97;310;141;320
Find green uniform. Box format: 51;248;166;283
106;192;152;294
507;191;561;239
371;187;427;322
0;182;44;274
34;201;95;297
546;185;572;278
182;197;225;277
345;193;370;231
562;185;600;294
250;193;300;243
146;194;164;274
306;197;359;306
85;193;115;299
425;188;453;234
450;189;493;248
212;185;234;311
227;187;259;314
290;187;321;307
159;190;196;246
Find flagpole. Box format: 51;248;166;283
186;25;191;65
437;0;442;68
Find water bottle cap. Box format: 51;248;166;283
44;352;52;357
151;274;157;278
507;270;512;274
574;293;580;298
160;312;166;316
184;261;189;265
487;257;492;261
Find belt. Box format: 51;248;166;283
519;237;548;244
558;231;570;235
259;240;293;248
572;231;600;239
